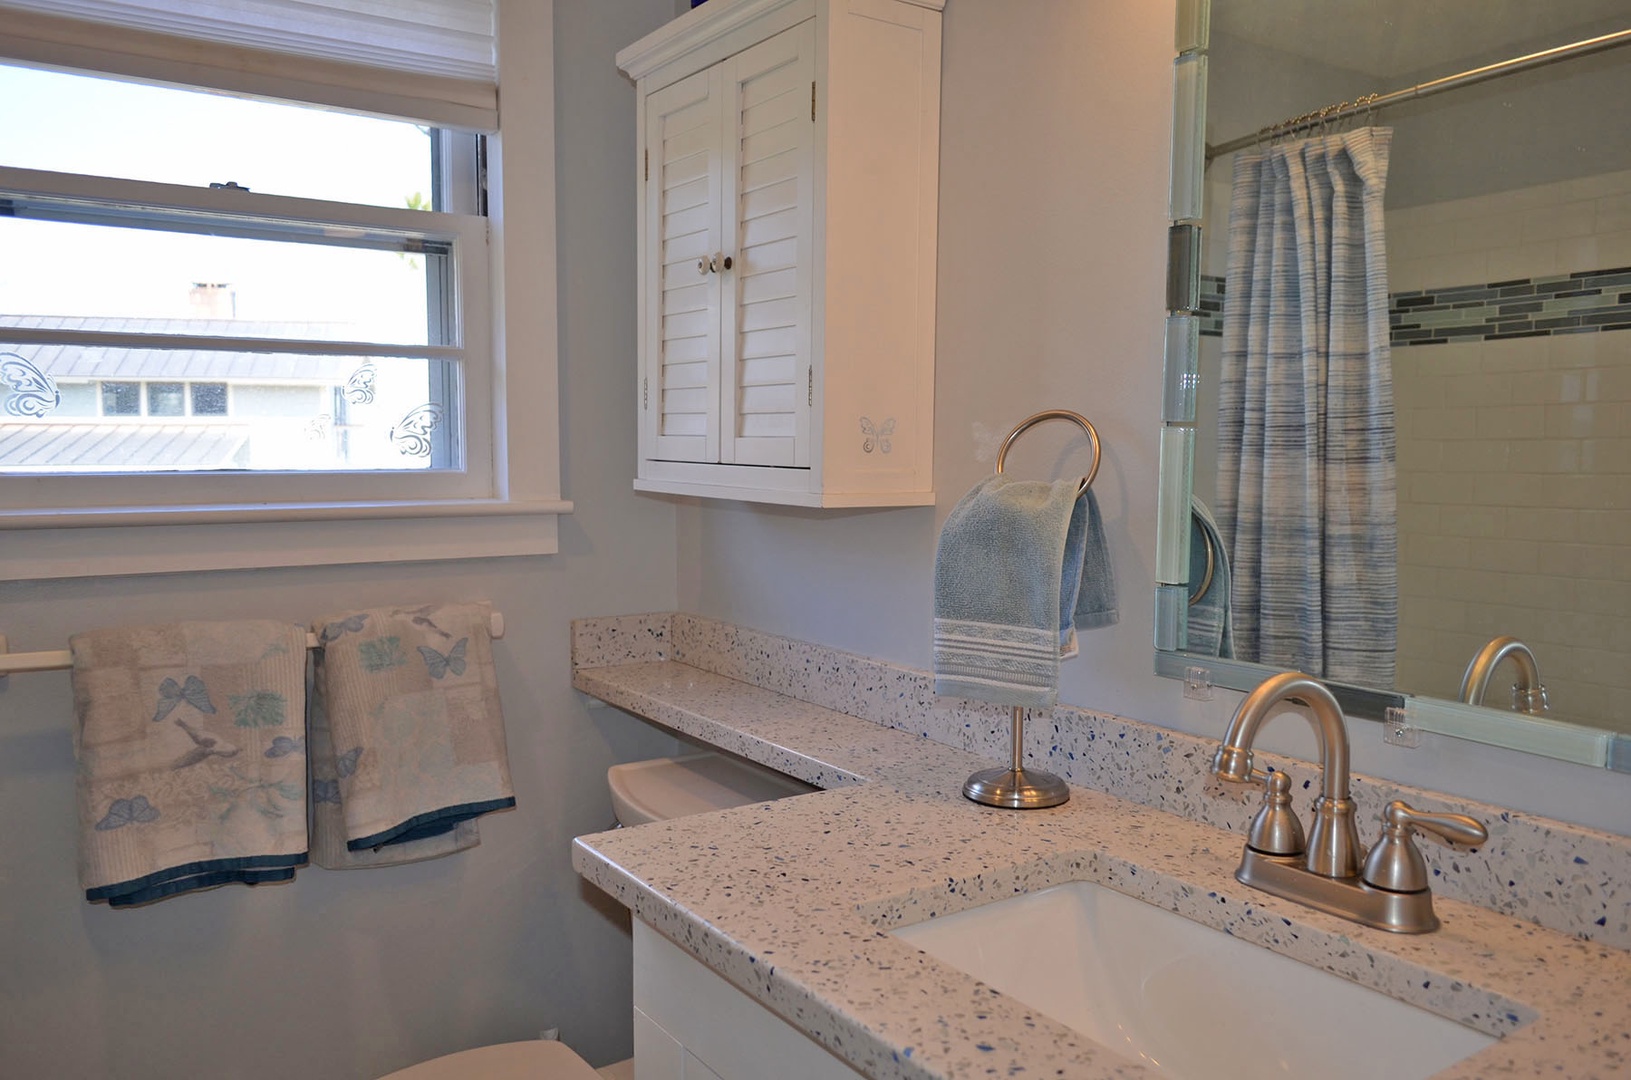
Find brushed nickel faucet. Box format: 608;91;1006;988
1459;636;1548;713
1212;672;1487;933
1213;672;1363;877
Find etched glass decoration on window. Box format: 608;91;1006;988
0;63;481;475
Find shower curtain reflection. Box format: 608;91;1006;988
1215;128;1398;686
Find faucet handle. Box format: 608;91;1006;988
1362;801;1489;893
1246;768;1306;858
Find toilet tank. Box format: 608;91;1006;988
607;751;817;826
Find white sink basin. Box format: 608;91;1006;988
892;881;1495;1079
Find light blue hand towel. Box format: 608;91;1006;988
1064;486;1119;642
934;476;1117;706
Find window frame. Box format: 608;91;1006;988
0;0;567;577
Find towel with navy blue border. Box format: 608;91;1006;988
306;659;479;869
70;620;310;907
312;602;514;858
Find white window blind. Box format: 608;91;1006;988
0;0;498;128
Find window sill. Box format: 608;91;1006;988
0;499;572;580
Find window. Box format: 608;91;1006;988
146;384;185;417
1;65;485;484
191;383;228;416
101;382;141;417
0;0;567;576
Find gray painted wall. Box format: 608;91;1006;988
0;2;681;1076
680;1;1631;839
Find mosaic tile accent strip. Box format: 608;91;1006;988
1392;265;1631;345
1197;272;1225;336
1197;265;1631;344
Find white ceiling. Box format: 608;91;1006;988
1211;0;1631;79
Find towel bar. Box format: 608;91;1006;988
964;409;1103;810
0;611;506;677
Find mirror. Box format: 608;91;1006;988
1155;0;1631;771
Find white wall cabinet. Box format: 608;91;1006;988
618;0;943;507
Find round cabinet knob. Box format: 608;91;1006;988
720;254;733;270
698;256;711;275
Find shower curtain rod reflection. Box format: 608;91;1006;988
1206;27;1631;163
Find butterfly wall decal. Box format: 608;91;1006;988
389;402;443;458
419;638;468;679
0;352;61;418
859;416;895;454
311;779;342;805
335;747;362;779
95;795;160;831
152;675;216;722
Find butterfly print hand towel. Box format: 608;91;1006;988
310;602;513;865
70;621;309;906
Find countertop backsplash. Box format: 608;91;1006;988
573;612;1631;950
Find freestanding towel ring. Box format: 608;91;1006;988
962;706;1072;809
964;409;1102;811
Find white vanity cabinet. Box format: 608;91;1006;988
633;921;864;1080
617;0;943;507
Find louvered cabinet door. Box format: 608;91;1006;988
623;0;940;505
644;67;724;464
718;22;815;468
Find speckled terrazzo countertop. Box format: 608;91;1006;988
571;654;1631;1079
